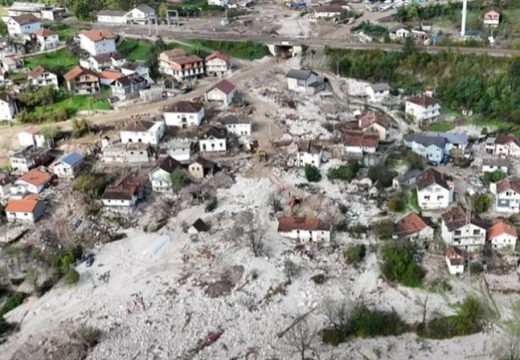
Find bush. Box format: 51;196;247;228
404;150;425;170
380;243;425;287
304;164;322;182
471;193;491;214
373;220;394;240
368;163;396;188
65;268;80;285
73;173;111;198
205;196;218;212
322;327;344;346
348;223;367;238
71;326;102;349
170;169;190;190
327;162;361;182
311;274;327;284
0;293;23;317
469;261;484;275
344;244;366;266
482;170;506;183
387;194;406;212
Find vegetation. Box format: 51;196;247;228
165;0;225;17
348;223;367;238
304;164;322;182
327;162;361;182
483;170;507;183
71;118;93;138
24;48;78;74
205;196;218;212
471;193;491;214
185;39;270;60
17;86;55;108
343;244;366;266
373;219;394;240
380;243;425;288
71;326;102;349
469;261;484;275
403;150;426;171
427;121;454;132
73;173;112;198
395;3;464;23
387;192;407;212
65;268;80;285
170;169;191;190
351;21;388;37
0;293;24;318
368;163;396;188
119;39;153;61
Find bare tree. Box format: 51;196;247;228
248;226;266;257
284;259;300;283
322;297;351;328
285;319;318;360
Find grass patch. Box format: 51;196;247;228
24;48;78;74
118;39;153;61
427;121;454;132
184;39;270;60
31;90;110;117
47;22;78;40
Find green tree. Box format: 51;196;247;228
367;163;396;188
327;162;361;181
65;268;80;285
483;170;506;183
304;164;322;182
344;244;366;266
158;3;168;19
71;118;92;138
471;193;491;214
0;21;7;37
170;169;190;190
380;243;424;287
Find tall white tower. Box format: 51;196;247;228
460;0;467;37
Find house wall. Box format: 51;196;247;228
0;99;17;120
8;20;41;35
206;58;228;76
97;14;127;23
53;163;81;178
208;0;228;6
205;88;235;107
363;123;387;141
490;233;517;250
407;226;434;242
37;34;59;51
441;222;486;250
199;138;226;152
14;180;45;194
121;123;164;145
405;101;441;122
279;229;331;243
482;164;508;174
225;123;251;136
495;189;520;213
365;87;389;102
417;184;452;210
189;163;206;179
102;196;137;207
31;72;59;89
18;132;36;147
164;108;204;127
10;157;33;173
344;145;376;154
297;151;321;167
6;210;35;223
149;169;172;192
445;258;464;275
79;34;116;56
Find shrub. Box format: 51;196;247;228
380;243;425;288
71;326;102;349
327;162;361;182
348;223;367;238
170;169;190;190
387;194;406;212
471;193;491;214
322;327;343;346
73;173;111;198
65;268;80;285
304;164;322;182
311;274;327;284
368;164;396;188
344;244;366;266
373;220;394;240
404;150;425;170
482;170;506;183
0;293;23;317
469;262;484;275
205;196;218;212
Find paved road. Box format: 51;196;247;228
109;23;518;57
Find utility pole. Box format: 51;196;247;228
460;0;467;38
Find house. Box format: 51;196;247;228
51;152;84;179
120;120;165;145
205;79;236;107
96;10;128;24
405;95;441;123
395;212;434;241
286;69;323;95
9;146;51;173
487;220;517;250
486;134;520;158
8;2;65;20
218;114;252;137
158;49;205;80
205;51;230;77
344;131;378;155
0;93;17;121
404;133;447;165
111;74;147;101
63;66;101;95
441;206;487;250
188;218;210;234
313;4;343;19
149;156;181;192
445;246;465;275
101;142;150;163
389;24;410;40
296;140;322;167
121;61;151;81
101;175;143;209
490;177;520;213
33;28;59;51
125;4;156;24
77;28;117;56
277;216;331;243
164;101;205;128
208;0;228;7
1;55;21;72
483;8;500;27
424;132;469;153
4;194;45;223
27;65;58;90
199;126;227;152
482;158;508;174
358;111;389;141
365;83;390;103
416;168;453;210
81;52;125;72
14;168;52;194
99;70;123;86
189;157;216;179
167;139;192;162
392;169;421;190
0;172;14;199
7;14;42;37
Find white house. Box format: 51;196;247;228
189;157;216;179
0;172;13;199
33;27;59;51
277;216;331;243
167;139;192;162
218;114;252;137
101;176;143;209
365;83;390;103
158;49;205;80
205;79;236;107
296;140;322;167
9;147;51;174
389;25;410;40
357;111;389;141
205;51;231;77
164;101;205;128
395;212;434;241
96;10;127;24
208;0;228;7
125;4;156;24
416;168;453;210
77;28;117;56
17;127;46;148
490;177;520;213
482;158;508;174
344;132;378;155
14;168;52;194
149;156;181;192
441;206;487;251
405;95;441;123
7;14;41;36
313;4;343;19
110;74;147;101
286;69;323;95
27;65;58;90
0;92;18;121
199;127;227;153
120;120;165;146
487;220;517;250
5;194;45;223
487;134;520;158
51;152;84;179
445;246;465;275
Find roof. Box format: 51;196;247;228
9;2;47;11
407;95;438;107
277;216;330;232
441;206;487;232
160;48;187;61
135;4;155;14
97;10;127;16
416;168;450;191
201;126;227;139
496;177;520;195
17;168;52;186
487;220;517;239
33;28;56;37
191;156;215;169
56;152;83;166
399;169;421;182
344;132;378;148
482;157;508;167
21;126;39;135
123;120;156;132
171;54;203;66
191;218;209;232
28;65;47;79
212;79;236;95
0;92;14;103
205;50;230;62
156;156;180;173
316;4;343;13
286;68;315;80
396;212;432;237
5;194;40;213
102;176;141;200
115;74;146;87
368;83;390;92
165;101;204;113
79;28;116;42
495;134;520;146
404;133;447;148
100;70;123;81
389;24;408;32
358;111;389;129
63;66;97;81
297;140;322;154
10;14;40;25
219;114;249;125
445;246;464;266
424;132;468;145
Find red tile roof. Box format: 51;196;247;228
495;134;520;146
358;111;389;129
416;168;450;191
17;169;52;186
344;132;378;148
495;177;520;195
445;246;464;266
100;70;123;81
396;212;432;237
160;48;187;61
277;216;330;232
11;14;40;25
79;28;116;42
102;175;141;200
33;28;56;37
212;79;236;95
5;194;40;213
64;66;97;81
28;65;46;79
441;206;487;232
487;220;517;239
205;51;230;62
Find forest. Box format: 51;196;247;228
324;45;520;123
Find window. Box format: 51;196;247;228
437;196;443;200
473;229;480;235
424;196;430;200
454;230;461;236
